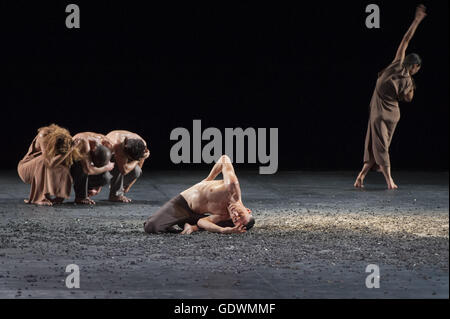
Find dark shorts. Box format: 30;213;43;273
143;195;206;233
143;194;234;234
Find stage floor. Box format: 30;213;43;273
0;170;448;298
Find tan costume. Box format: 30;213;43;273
363;60;414;168
17;136;72;204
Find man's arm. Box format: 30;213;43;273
197;215;246;234
203;157;225;181
204;155;238;182
219;155;242;202
138;148;150;168
393;5;427;64
81;159;114;175
114;145;139;175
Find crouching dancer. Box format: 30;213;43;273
70;132;115;205
144;155;255;235
106;130;150;203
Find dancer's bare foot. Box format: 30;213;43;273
181;223;197;235
109;195;132;203
75;197;96;205
354;175;365;188
387;179;398;190
88;187;102;197
50;197;65;204
45;194;65;204
34;199;53;206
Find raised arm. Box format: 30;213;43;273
393;5;427;64
203;158;225;181
204;155;237;181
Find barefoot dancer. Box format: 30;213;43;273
355;5;427;189
106;130;150;203
144;155;255;234
70;132;115;205
18;124;82;206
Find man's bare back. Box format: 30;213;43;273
106;130;146;147
181;180;232;219
72;132;113;150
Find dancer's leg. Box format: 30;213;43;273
70;161;95;204
144;195;204;234
109;166;130;202
88;172;112;196
380;165;398;189
354;161;375;188
123;165;142;192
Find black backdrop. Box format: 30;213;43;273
1;1;448;171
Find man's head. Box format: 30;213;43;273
403;53;422;75
91;144;112;167
123;138;146;161
228;202;255;230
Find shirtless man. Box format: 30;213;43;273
144;155;255;235
71;132;115;205
106;130;150;203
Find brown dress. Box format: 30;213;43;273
17;136;73;203
363;60;414;168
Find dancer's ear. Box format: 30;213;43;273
247;208;252;214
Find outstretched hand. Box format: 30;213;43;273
221;224;247;234
415;4;427;22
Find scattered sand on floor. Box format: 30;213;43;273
256;210;449;238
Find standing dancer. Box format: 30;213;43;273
355;5;427;189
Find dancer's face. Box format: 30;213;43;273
410;64;421;75
229;203;252;227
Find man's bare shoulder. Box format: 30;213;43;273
106;130;146;145
73;132;106;140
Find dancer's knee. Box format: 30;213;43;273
101;172;113;185
144;219;159;234
132;165;142;179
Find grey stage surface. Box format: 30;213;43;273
0;170;448;299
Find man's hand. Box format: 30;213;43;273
220;225;247;234
104;162;115;171
143;149;150;159
415;4;427;22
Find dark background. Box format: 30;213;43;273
1;1;448;171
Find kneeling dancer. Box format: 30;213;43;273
144;155;255;235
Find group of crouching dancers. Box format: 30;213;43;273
18;124;254;235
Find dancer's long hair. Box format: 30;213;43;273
38;124;82;167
